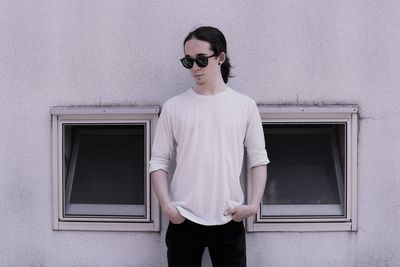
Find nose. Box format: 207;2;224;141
191;61;201;71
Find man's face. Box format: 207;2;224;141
183;39;224;87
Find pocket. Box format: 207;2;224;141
166;221;185;247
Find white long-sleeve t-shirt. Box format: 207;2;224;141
149;87;269;225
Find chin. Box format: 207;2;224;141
195;80;207;86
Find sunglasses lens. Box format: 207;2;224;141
195;56;208;68
180;57;193;69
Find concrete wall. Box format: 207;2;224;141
1;0;399;266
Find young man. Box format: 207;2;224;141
149;26;269;267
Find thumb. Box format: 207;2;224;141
224;208;237;216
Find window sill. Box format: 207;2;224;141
54;220;160;232
246;220;356;232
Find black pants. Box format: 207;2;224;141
165;219;246;267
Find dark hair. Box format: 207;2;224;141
183;26;233;83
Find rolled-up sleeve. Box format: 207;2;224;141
244;101;270;168
149;102;175;173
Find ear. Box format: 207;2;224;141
217;52;226;64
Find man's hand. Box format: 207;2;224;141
223;204;258;222
151;170;186;224
163;204;186;224
224;165;267;222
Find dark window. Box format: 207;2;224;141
262;123;346;218
63;124;146;218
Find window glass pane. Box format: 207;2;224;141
262;123;346;217
63;124;146;218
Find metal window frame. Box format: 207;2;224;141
246;105;358;232
260;126;345;218
64;127;148;218
51;106;160;231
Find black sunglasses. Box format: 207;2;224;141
180;54;216;69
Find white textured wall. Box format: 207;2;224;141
1;1;399;266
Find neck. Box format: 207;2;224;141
193;77;227;96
